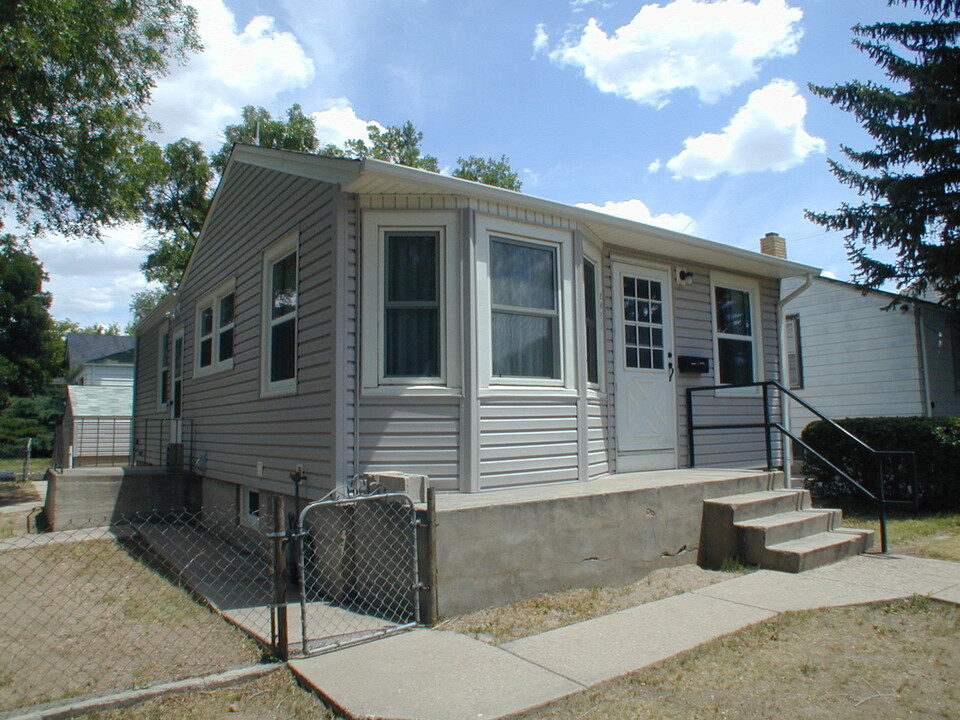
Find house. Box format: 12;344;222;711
61;385;133;467
65;333;135;386
779;273;960;437
132;144;820;510
54;334;136;468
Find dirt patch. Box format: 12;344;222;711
439;565;742;644
0;508;39;538
519;596;960;720
0;480;40;506
73;668;335;720
0;538;262;712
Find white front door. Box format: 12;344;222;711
614;262;677;471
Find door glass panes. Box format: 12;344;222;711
623;275;665;369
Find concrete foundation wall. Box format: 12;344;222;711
430;470;780;617
44;467;201;529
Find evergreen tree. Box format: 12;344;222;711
806;0;960;306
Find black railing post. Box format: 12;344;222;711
686;388;696;468
762;382;773;471
877;455;888;554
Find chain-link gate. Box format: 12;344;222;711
294;492;421;656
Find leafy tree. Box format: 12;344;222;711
0;0;199;237
140;138;213;288
344;121;440;171
0;235;56;405
211;104;319;172
453;154;523;191
127;287;168;333
806;0;960;306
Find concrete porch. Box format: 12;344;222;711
422;468;784;617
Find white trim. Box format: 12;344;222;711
612;260;678;468
476;215;575;389
260;230;299;397
194;278;236;378
359;209;461;393
710;271;764;397
241;487;261;528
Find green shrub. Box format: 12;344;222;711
801;417;960;510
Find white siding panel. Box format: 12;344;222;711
783;278;925;435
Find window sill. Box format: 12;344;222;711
260;379;297;399
195;360;234;379
362;385;463;399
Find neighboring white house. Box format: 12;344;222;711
132;145;820;511
62;385;133;467
780;275;960;437
56;334;136;467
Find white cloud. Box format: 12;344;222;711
148;0;315;148
311;98;384;147
665;79;825;180
533;23;549;56
542;0;803;106
31;225;151;326
576;199;696;234
647;159;663;173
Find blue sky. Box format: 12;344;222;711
34;0;918;328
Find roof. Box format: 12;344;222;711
223;144;821;281
66;334;136;369
788;275;952;311
66;385;133;417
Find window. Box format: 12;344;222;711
262;233;298;395
712;275;761;387
242;488;261;527
158;330;170;407
584;258;599;385
196;285;235;375
383;232;440;378
490;237;560;379
360;210;460;392
785;314;803;389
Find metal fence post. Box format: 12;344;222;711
270;495;289;660
21;438;32;482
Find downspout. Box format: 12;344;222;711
915;304;933;417
353;194;363;486
777;273;815;487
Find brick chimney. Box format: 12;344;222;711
759;232;787;259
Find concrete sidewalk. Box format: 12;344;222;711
290;553;960;720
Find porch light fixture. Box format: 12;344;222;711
674;268;694;286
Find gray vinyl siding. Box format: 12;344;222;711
356;398;460;490
587;397;611;477
601;245;781;471
163;162;342;497
359;195;577;232
478;399;580;488
680;275;780;469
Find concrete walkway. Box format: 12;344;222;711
290;553;960;720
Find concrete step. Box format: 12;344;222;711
760;529;875;573
705;489;811;523
736;509;842;550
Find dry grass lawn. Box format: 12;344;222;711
74;668;335;720
517;597;960;720
0;538;262;712
439;565;742;645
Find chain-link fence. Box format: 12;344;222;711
0;493;423;715
297;492;421;656
0;438;33;482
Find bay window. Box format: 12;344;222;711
490;237;560;379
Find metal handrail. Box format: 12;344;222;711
687;380;917;554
